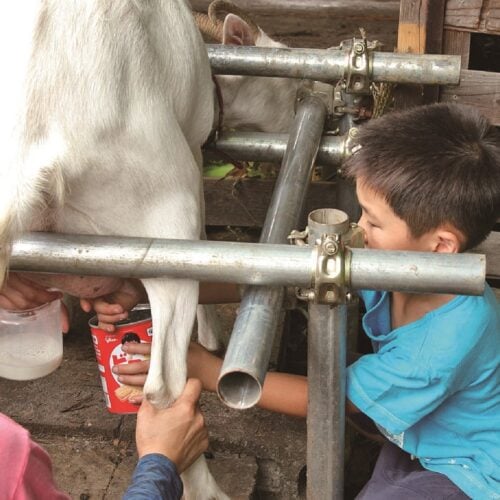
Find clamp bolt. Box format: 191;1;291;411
354;43;364;55
323;239;338;255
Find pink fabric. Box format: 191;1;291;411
0;413;69;500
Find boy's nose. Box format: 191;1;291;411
357;213;366;231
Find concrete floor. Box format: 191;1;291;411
0;305;308;499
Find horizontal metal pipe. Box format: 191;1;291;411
207;45;461;85
205;131;345;166
349;248;486;296
9;233;486;296
10;233;313;286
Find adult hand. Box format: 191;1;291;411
0;273;69;333
80;279;147;332
135;379;208;474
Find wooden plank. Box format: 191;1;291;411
440;69;500;126
191;0;400;15
190;0;399;50
442;29;471;68
445;0;500;35
395;0;446;107
473;231;500;279
480;0;500;32
204;178;337;228
444;0;482;30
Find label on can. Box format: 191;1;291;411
89;305;152;414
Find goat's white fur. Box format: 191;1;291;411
0;3;298;497
0;2;227;498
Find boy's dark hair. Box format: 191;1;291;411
343;103;500;250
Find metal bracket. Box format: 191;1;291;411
340;35;380;95
290;221;365;305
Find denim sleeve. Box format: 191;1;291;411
123;453;183;500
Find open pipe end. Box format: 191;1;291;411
217;371;262;410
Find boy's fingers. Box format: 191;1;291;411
97;312;127;324
122;342;151;355
177;378;203;406
117;374;148;386
93;300;125;315
114;359;150;375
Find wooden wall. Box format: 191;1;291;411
440;0;500;126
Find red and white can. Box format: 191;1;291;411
89;304;152;414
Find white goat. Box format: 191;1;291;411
196;0;300;133
0;1;226;498
0;1;298;497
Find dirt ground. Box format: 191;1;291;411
0;3;399;499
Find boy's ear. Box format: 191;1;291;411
431;225;463;254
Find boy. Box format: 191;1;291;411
3;103;499;498
114;103;500;499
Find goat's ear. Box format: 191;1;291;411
222;14;256;46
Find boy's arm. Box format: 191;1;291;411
117;342;366;421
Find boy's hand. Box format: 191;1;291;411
113;342;151;404
113;341;223;405
0;272;70;333
135;378;208;474
80;279;146;332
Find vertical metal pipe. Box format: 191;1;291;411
307;209;349;500
217;95;327;408
307;303;347;500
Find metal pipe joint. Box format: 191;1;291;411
292;209;364;304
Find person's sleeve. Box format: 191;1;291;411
347;349;454;436
20;440;71;499
123;453;183;500
0;412;69;500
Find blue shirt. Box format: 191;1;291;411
123;453;183;500
347;285;500;499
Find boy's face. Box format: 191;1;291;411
356;179;431;252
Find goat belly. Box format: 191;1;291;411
21;273;123;299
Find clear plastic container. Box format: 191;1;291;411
0;299;63;380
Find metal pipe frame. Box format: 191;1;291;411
207;45;461;85
205;131;346;167
306;208;350;500
217;95;328;409
308;303;347;500
10;233;486;296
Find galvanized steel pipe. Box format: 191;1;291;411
217;96;328;409
350;248;486;295
207;45;461;85
307;209;349;500
9;234;485;296
10;233;313;287
205;131;346;166
308;303;347;500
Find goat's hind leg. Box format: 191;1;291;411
141;278;229;500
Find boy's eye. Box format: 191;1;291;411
367;221;379;229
